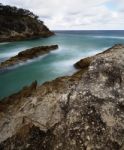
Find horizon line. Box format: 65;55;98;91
53;29;124;31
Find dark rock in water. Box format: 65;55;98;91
0;3;54;42
0;44;124;149
74;44;124;69
0;45;58;71
74;56;93;69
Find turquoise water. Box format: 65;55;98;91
0;30;124;99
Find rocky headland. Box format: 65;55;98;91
0;4;54;42
0;45;58;71
0;44;124;149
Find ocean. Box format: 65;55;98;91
0;30;124;99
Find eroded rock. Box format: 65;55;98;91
0;45;58;71
0;44;124;150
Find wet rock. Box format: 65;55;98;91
0;45;58;71
74;56;93;69
0;44;124;149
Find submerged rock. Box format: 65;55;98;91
0;4;54;42
0;44;124;149
0;45;58;71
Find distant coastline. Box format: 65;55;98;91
0;4;54;42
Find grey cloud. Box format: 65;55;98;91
40;15;51;19
1;0;124;29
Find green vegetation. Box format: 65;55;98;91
0;3;53;41
0;3;40;21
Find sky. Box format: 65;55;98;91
2;0;124;30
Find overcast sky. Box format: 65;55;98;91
2;0;124;30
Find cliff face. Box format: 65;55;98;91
0;4;54;42
0;44;124;149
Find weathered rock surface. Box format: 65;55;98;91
0;4;54;42
74;44;123;69
0;45;58;71
0;44;124;150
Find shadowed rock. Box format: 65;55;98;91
0;45;58;71
0;4;54;42
0;44;124;150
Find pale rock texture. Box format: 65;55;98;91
0;44;124;150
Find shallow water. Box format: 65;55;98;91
0;30;124;99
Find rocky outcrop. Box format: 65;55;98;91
0;4;54;42
74;44;123;69
0;45;58;71
0;44;124;149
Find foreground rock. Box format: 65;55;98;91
0;45;58;71
0;4;54;42
0;44;124;149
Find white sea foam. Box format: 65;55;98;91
0;54;49;73
0;42;10;45
92;35;124;39
0;51;18;58
52;59;78;67
50;47;66;54
51;46;109;71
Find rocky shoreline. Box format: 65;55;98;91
0;33;54;43
74;44;123;69
0;45;58;71
0;44;124;149
0;4;54;42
